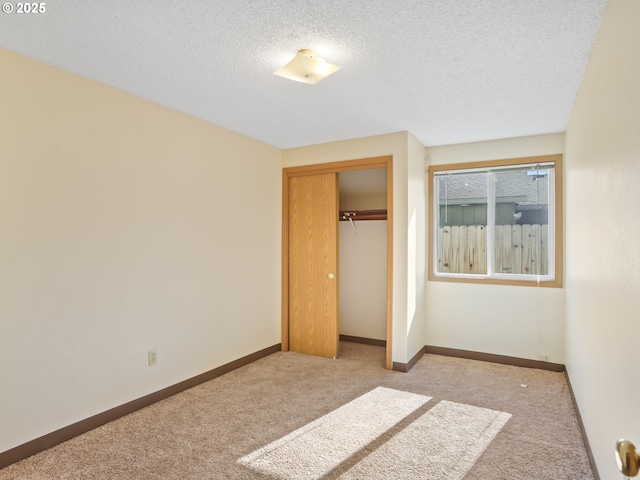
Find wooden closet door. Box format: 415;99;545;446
288;173;339;358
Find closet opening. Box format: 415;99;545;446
282;156;393;370
338;168;388;350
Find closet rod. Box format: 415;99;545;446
339;209;387;221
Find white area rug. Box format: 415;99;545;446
239;386;511;480
238;386;431;479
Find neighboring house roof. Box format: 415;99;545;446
437;169;550;206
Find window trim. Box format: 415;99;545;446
427;154;563;288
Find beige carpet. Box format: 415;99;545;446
239;387;433;479
0;342;595;479
336;399;511;480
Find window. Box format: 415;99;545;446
428;155;563;287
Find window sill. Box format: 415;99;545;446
428;273;563;288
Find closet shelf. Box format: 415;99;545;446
339;209;387;221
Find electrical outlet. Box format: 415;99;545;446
148;349;158;366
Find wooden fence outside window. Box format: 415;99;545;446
437;224;548;275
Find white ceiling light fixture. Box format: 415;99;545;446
274;49;342;85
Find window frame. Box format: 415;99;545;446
427;154;563;288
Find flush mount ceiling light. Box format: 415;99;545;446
274;49;342;85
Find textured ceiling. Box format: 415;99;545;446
0;0;606;149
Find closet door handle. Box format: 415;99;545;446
328;273;335;279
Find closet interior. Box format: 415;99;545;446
338;168;388;345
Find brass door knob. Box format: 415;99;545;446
616;439;640;477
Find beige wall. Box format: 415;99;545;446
0;50;282;452
425;134;566;363
339;193;387;210
406;133;427;359
564;0;640;477
283;132;427;364
339;221;387;340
